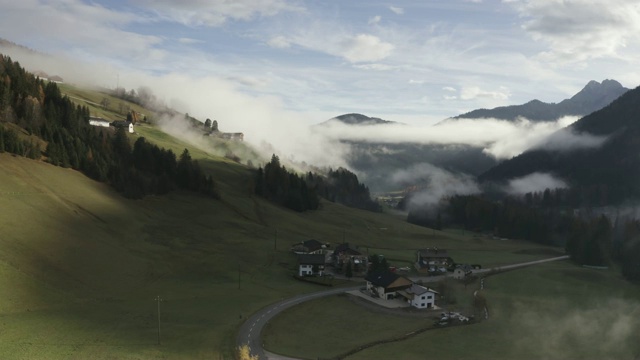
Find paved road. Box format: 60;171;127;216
236;285;362;360
236;255;570;359
472;255;569;275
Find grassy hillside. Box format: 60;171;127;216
1;83;636;360
0;127;544;360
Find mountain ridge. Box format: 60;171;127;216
479;84;640;204
450;79;628;122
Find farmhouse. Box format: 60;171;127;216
415;248;453;273
332;243;368;276
453;264;473;279
291;239;327;255
110;120;134;133
365;271;413;300
89;117;110;128
297;254;325;277
398;284;438;309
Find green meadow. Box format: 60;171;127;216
0;84;637;359
264;261;640;360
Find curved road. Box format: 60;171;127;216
237;255;569;360
236;285;362;359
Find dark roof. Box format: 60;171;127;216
302;239;324;252
365;271;402;287
297;254;326;265
334;243;362;256
406;284;438;295
417;248;449;258
456;264;473;272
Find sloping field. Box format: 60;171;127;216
0;86;589;359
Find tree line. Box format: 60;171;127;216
407;192;640;282
254;155;381;213
0;54;218;200
306;168;381;212
254;155;319;212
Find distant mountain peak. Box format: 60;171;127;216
451;79;629;122
324;113;397;126
578;79;623;93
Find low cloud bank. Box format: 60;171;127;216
506;172;568;195
315;116;606;160
394;163;480;209
0;45;350;169
511;298;640;360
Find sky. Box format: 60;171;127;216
0;0;639;196
1;0;640;126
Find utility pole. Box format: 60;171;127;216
155;295;162;345
274;229;278;251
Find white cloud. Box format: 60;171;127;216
397;163;480;209
389;6;405;15
134;0;303;27
0;0;164;64
178;37;204;44
534;127;608;152
354;63;395;71
460;86;510;101
368;15;382;25
509;0;640;63
314;115;605;160
506;172;568;195
443;86;457;92
339;34;394;63
267;35;291;48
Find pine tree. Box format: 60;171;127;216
345;261;353;279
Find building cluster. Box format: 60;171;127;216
291;240;479;310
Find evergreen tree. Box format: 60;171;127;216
345;261;353;279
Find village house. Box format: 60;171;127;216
110;120;134;133
89;117;111;128
297;254;326;277
453;264;473;280
290;239;327;255
398;283;439;309
415;248;453;273
332;243;368;276
365;271;413;300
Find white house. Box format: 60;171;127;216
110;120;134;134
365;271;413;300
297;254;325;277
89;117;111;128
398;284;438;309
453;264;473;280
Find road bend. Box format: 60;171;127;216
236;255;570;359
237;285;362;360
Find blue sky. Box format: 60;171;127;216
2;0;640;127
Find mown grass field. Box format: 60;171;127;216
0;142;535;360
264;261;640;360
1;83;638;359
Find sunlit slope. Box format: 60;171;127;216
0;84;568;358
